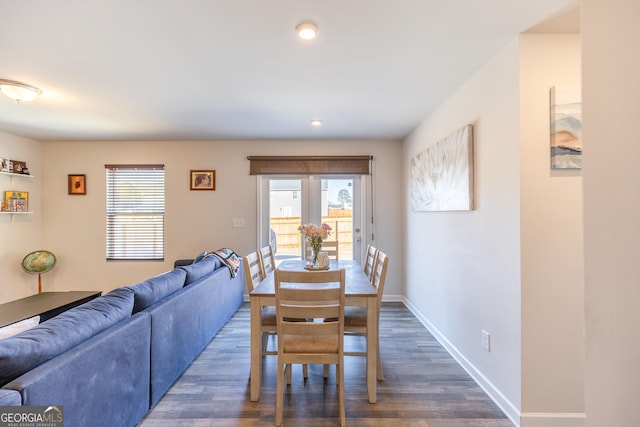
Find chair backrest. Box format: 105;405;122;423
372;250;389;305
258;245;276;275
363;245;378;282
304;240;339;260
243;251;264;293
274;269;346;360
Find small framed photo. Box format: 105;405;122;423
3;191;28;212
190;170;215;190
11;160;27;174
68;174;86;195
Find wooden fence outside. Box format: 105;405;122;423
271;210;353;260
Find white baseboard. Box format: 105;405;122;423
520;413;585;427
381;294;404;302
402;297;520;426
402;297;586;427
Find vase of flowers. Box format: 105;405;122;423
298;223;332;269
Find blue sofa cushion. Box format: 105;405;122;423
0;287;134;387
180;256;220;285
5;312;151;427
193;251;207;263
0;389;20;406
130;268;187;313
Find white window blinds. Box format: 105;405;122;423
105;164;165;260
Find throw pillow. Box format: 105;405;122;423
0;316;40;340
193;251;207;263
130;268;187;312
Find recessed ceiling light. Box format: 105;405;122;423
311;119;322;127
295;21;319;40
0;79;42;102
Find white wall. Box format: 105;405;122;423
0;132;43;302
519;34;584;425
404;33;585;426
582;1;640;426
39;139;403;297
404;39;523;420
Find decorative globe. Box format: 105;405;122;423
22;250;56;274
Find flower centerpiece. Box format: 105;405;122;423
298;223;332;268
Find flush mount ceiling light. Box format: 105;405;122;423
0;79;42;102
310;119;323;127
295;21;319;40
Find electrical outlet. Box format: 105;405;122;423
232;218;245;228
482;330;491;352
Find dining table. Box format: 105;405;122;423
250;259;380;403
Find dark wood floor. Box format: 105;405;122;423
139;303;514;427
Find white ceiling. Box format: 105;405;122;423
0;0;578;142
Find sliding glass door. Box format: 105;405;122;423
259;176;363;262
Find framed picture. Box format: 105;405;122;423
410;124;474;211
68;174;86;195
11;160;27;174
0;158;10;172
3;191;28;212
190;170;215;190
550;85;582;169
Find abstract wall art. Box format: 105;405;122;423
410;124;474;212
550;86;582;169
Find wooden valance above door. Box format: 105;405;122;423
247;155;372;175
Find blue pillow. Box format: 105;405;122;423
193;251;207;263
130;268;187;313
180;256;219;285
0;287;134;387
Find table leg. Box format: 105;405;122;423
250;298;261;401
366;298;377;403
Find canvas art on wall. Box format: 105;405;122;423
550;86;582;169
410;124;474;212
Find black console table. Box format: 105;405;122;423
0;291;102;328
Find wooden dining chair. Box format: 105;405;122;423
274;268;346;427
363;244;378;283
243;251;275;356
342;250;388;380
245;251;309;377
244;251;265;293
305;240;339;260
258;245;276;276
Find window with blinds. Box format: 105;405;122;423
105;164;165;260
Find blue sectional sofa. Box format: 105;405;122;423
0;255;244;427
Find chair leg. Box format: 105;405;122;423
285;364;292;385
302;364;308;379
377;344;384;381
323;364;329;378
337;363;345;426
276;362;285;426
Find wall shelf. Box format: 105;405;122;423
1;171;34;217
0;211;33;223
0;171;34;184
